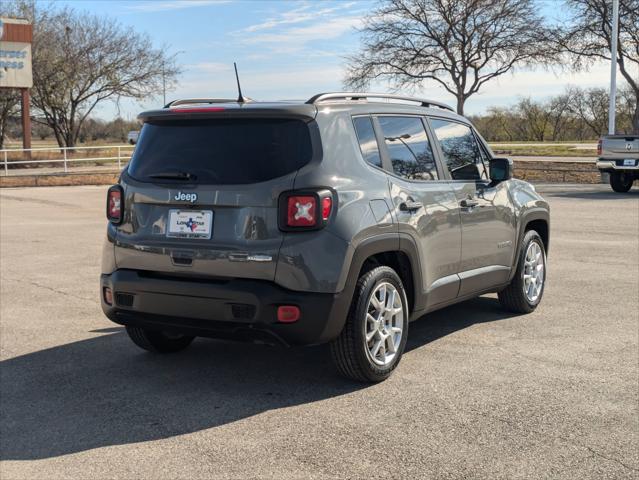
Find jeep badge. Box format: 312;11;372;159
174;191;197;203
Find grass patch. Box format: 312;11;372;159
489;144;597;157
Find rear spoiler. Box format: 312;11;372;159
138;103;317;123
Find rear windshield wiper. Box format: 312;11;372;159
148;171;197;181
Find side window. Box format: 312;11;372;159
378;116;438;181
430;119;484;181
474;131;491;179
353;116;382;168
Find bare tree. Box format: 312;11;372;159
345;0;556;114
547;94;573;141
486;107;518;141
565;87;610;137
558;0;639;133
617;84;639;134
0;1;180;148
0;91;21;149
515;98;552;141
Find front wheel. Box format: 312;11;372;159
610;171;633;192
126;326;195;353
330;266;409;382
498;230;547;313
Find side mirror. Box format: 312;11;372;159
490;157;512;183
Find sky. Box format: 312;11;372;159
49;0;616;120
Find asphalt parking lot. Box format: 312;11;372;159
1;184;637;479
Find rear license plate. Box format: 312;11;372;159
167;210;213;239
623;159;636;166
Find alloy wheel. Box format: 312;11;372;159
523;241;545;303
364;282;404;366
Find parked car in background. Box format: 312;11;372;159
101;93;550;382
127;130;139;145
596;135;639;192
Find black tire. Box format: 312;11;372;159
498;230;546;313
610;172;633;193
125;326;195;353
330;266;409;383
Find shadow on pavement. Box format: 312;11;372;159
1;297;515;460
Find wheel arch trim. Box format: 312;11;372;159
320;233;423;342
348;233;423;312
511;209;550;281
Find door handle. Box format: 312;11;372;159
399;201;423;212
460;198;479;208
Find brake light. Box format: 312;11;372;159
322;197;332;220
287;196;317;227
170;107;225;113
107;185;123;224
597;139;602;156
279;190;333;231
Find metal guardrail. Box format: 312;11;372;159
0;145;135;176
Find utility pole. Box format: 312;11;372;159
608;0;619;135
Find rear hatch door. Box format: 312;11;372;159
114;112;317;281
602;136;639;158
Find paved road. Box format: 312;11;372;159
0;184;637;479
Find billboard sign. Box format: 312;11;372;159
0;17;33;89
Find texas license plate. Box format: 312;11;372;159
167;210;213;239
623;159;636;166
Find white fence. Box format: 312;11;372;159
1;145;135;176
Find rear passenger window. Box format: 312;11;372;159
353;117;382;168
378;116;438;181
430;119;484;181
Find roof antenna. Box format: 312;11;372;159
234;62;246;103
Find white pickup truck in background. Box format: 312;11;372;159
596;135;639;192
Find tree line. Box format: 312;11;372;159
1;115;139;145
471;85;637;142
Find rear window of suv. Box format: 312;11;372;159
128;118;313;184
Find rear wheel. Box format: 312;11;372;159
125;326;195;353
330;266;409;383
610;172;633;192
498;230;546;313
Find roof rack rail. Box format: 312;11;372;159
306;92;454;112
164;98;248;108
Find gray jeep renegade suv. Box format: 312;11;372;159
101;92;550;382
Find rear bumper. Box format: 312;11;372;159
100;269;350;346
596;160;639;172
